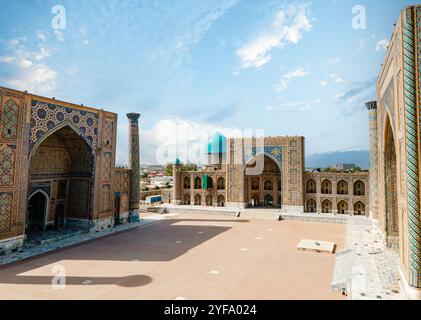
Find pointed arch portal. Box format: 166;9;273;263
27;125;95;237
244;153;282;208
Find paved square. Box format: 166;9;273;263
0;213;347;300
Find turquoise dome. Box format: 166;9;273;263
207;132;227;154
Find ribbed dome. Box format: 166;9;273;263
206;132;227;154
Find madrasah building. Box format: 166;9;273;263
0;86;140;254
0;4;420;299
168;5;421;298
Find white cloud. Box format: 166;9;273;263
334;79;376;106
237;4;312;69
54;30;65;42
8;39;20;48
150;0;240;84
116;118;242;165
36;31;46;42
327;57;343;65
266;101;313;112
376;38;390;52
0;56;15;63
275;67;310;92
15;47;51;61
6;64;57;94
18;59;33;68
66;66;78;75
320;73;347;87
1;38;57;94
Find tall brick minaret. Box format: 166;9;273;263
366;101;378;219
172;159;182;205
127;112;141;222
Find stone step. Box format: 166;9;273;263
26;230;84;247
239;210;281;221
331;248;355;296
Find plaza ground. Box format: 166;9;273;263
0;213;347;300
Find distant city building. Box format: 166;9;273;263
335;163;357;171
150;176;172;187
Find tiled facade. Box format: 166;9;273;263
369;5;421;297
173;136;306;210
0;86;137;254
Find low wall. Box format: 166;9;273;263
159;205;239;217
280;212;349;224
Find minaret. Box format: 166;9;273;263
172;159;182;205
366;101;378;219
127;112;141;222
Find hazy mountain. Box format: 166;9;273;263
305;150;370;169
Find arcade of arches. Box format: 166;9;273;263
180;174;226;207
304;172;369;215
245;154;282;208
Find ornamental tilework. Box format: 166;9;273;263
103;152;112;181
100;185;111;212
0;146;15;186
121;192;129;210
403;8;421;288
244;146;283;166
1;99;19;140
0;193;12;234
103;120;113;147
30;100;98;151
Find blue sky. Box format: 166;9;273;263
0;0;416;165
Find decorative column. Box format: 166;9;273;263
172;159;182;205
366;101;379;220
402;7;421;290
127;113;140;222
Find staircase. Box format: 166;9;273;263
25;229;85;247
239;209;281;220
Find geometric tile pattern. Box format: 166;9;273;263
1;99;19;140
0;146;15;186
30;100;99;151
121;192;129;211
103;152;112;181
0;193;12;234
244;145;283;167
402;8;421;288
103;120;113;147
100;185;111;212
127;113;140;209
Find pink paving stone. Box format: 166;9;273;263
0;213;347;300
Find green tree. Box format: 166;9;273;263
165;163;173;176
165;162;198;176
181;163;198;172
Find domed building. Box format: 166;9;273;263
171;133;369;212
